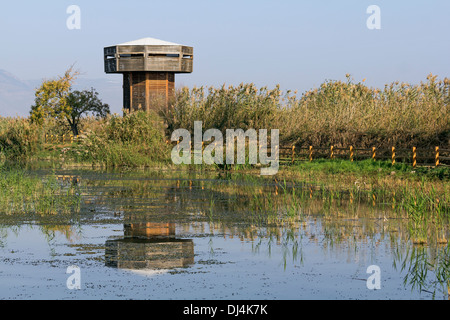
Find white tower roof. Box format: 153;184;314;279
117;37;183;46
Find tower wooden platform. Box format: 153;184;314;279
104;37;193;113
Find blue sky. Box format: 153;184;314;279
0;0;449;112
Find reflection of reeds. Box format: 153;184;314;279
0;167;81;215
394;244;450;299
81;169;448;248
59;168;448;272
17;168;446;294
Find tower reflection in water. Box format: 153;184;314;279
105;220;194;271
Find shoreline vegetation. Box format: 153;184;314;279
0;167;81;216
0;75;448;229
0;74;448;166
0;75;448;300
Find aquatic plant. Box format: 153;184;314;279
0;167;81;215
395;244;450;299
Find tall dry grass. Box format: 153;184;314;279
1;74;448;164
70;110;170;167
163;74;449;149
0;116;77;161
0;117;42;160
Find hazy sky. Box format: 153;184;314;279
1;0;449;94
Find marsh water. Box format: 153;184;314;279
0;167;449;300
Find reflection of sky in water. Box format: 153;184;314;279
0;169;448;300
0;221;447;300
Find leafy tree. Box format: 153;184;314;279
66;88;110;136
30;67;110;136
30;67;78;125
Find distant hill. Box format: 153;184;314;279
0;69;123;117
0;69;35;117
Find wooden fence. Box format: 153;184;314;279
279;145;449;168
44;134;80;144
45;135;449;168
186;142;449;168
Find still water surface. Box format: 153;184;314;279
0;168;448;299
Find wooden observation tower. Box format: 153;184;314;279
104;37;193;113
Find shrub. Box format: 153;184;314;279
73;111;170;167
0;117;43;161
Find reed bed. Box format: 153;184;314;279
1;74;448;166
0;117;42;161
0;116;78;162
163;74;449;149
68;110;171;167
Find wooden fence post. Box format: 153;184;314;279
391;147;395;165
435;146;439;167
412;147;417;168
392;192;396;209
349;146;354;162
291;146;295;165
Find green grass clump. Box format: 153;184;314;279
0;166;81;215
71;110;171;167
